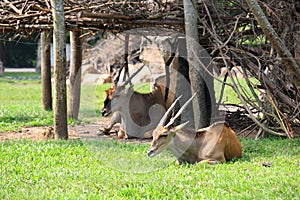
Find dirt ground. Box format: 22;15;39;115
0;117;152;143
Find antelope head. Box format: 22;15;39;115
147;93;196;158
101;84;116;116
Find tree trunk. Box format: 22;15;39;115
183;0;211;128
51;0;68;139
245;0;300;92
175;37;194;128
295;3;300;68
68;31;82;120
41;30;52;111
0;60;3;77
36;39;41;73
0;43;4;77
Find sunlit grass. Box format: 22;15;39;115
0;138;299;199
3;71;40;77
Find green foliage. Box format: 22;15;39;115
237;24;268;46
0;138;299;199
214;77;259;105
239;34;268;46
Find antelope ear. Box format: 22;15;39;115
174;121;189;131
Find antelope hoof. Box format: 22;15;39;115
117;130;126;139
98;128;110;135
175;160;182;165
199;159;219;165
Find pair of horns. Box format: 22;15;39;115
117;64;145;88
157;93;197;128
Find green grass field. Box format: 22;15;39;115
0;72;299;199
0;74;52;132
0;138;299;199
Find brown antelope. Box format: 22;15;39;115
99;65;174;139
100;68;176;138
147;94;242;164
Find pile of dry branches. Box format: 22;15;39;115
200;0;300;138
0;0;185;34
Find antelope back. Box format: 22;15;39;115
200;122;242;161
148;122;242;164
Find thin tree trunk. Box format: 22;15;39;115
0;61;3;77
245;0;300;92
36;39;41;73
51;0;68;139
295;8;300;68
0;43;4;77
41;30;52;111
68;31;82;120
183;0;209;128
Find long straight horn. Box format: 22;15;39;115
113;66;124;85
165;93;197;128
119;64;145;87
156;95;182;127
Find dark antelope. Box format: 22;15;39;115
100;65;175;139
147;94;242;164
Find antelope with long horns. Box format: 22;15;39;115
147;94;242;164
103;65;172;139
100;72;176;136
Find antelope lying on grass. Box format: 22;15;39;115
100;67;176;138
111;83;166;139
147;94;242;164
100;65;175;139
